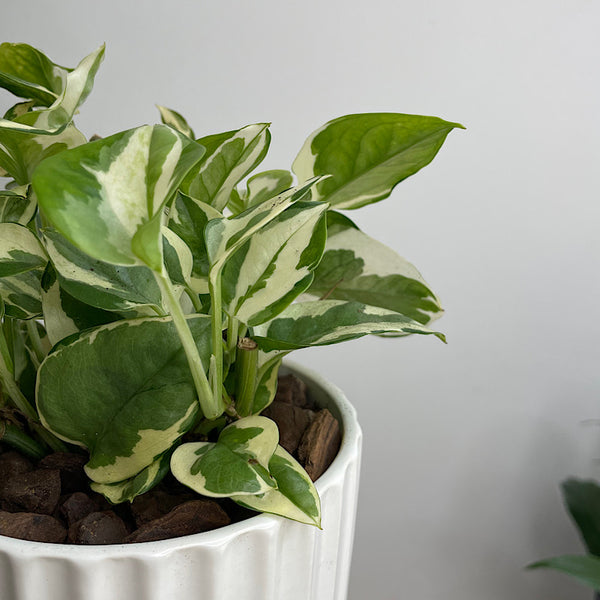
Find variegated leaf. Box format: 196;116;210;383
293;113;464;209
0;269;43;319
0;43;70;106
306;214;442;325
168;191;222;293
0;186;36;224
157;105;195;139
182;123;270;212
37;315;212;484
205;177;321;277
43;229;163;312
91;452;171;504
0;223;47;277
228;169;294;215
233;446;321;527
251;299;445;351
3;100;36;121
171;416;279;497
33;124;206;271
221;201;328;327
252;351;286;414
162;227;193;288
41;264;118;345
0;44;104;135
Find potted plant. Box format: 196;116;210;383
0;42;463;599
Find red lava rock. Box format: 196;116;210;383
0;510;66;543
68;511;129;545
126;500;230;543
262;400;313;455
297;409;342;481
38;452;89;493
275;374;312;408
0;451;33;480
0;468;61;514
130;489;193;528
59;492;101;526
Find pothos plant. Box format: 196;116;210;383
0;42;463;529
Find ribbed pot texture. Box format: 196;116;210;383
0;362;363;600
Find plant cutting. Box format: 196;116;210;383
0;41;462;599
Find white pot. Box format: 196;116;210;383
0;362;362;600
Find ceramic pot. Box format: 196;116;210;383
0;362;362;600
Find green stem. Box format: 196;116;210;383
0;422;46;460
31;423;68;452
25;320;48;364
154;270;220;420
227;315;239;367
0;321;14;376
209;272;224;410
0;356;37;422
185;286;204;314
235;337;258;417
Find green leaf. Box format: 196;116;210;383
228;169;294;215
0;269;43;319
168;191;222;293
233;446;321;527
162;227;193;289
252;351;285;414
42;229;163;312
0;186;36;224
251;299;445;351
221;201;328;327
170;416;279;497
0;43;70;106
157;105;195;138
292;113;464;210
306;219;442;325
91;451;171;504
37;315;212;484
0;223;47;277
528;555;600;591
562;479;600;556
182;123;271;211
40;263;118;346
33;124;206;271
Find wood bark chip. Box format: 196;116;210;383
297;409;342;482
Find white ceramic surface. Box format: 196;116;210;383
0;362;362;600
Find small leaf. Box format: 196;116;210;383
0;269;43;319
0;223;47;277
233;446;321;527
252;352;285;414
182;123;271;211
228;169;294;215
157;105;195;138
37;315;212;483
562;478;600;556
171;416;279;497
91;452;171;504
162;227;193;288
33;124;206;271
293;113;464;209
0;186;36;224
251;299;445;351
528;555;600;591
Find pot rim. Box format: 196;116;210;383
0;360;361;558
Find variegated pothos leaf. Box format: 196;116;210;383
157;105;195;139
0;186;36;224
228;169;294;215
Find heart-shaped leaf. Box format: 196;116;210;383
37;315;212;484
293;113;464;210
171;416;279;497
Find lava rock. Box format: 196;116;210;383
126;500;230;543
68;511;129;545
297;409;342;481
130;490;193;527
0;510;66;543
0;451;33;480
262;400;313;454
38;452;89;493
59;492;101;526
0;468;61;514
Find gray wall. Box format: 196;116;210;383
2;1;599;598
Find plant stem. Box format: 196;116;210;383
154;270;220;420
25;320;48;364
227;315;239;365
0;422;46;460
184;285;204;313
235;337;258;417
31;423;68;452
0;321;14;376
209;272;224;411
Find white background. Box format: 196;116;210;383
2;1;600;598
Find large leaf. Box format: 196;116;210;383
40;263;118;345
251;299;445;351
43;229;163;312
292;113;464;209
33;124;206;271
562;479;600;556
0;186;36;224
528;555;600;591
228;169;294;215
37;315;212;484
233;446;321;527
306;215;442;325
171;416;278;497
221;201;328;327
0;43;70;106
182;123;270;211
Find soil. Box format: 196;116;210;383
0;373;341;545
